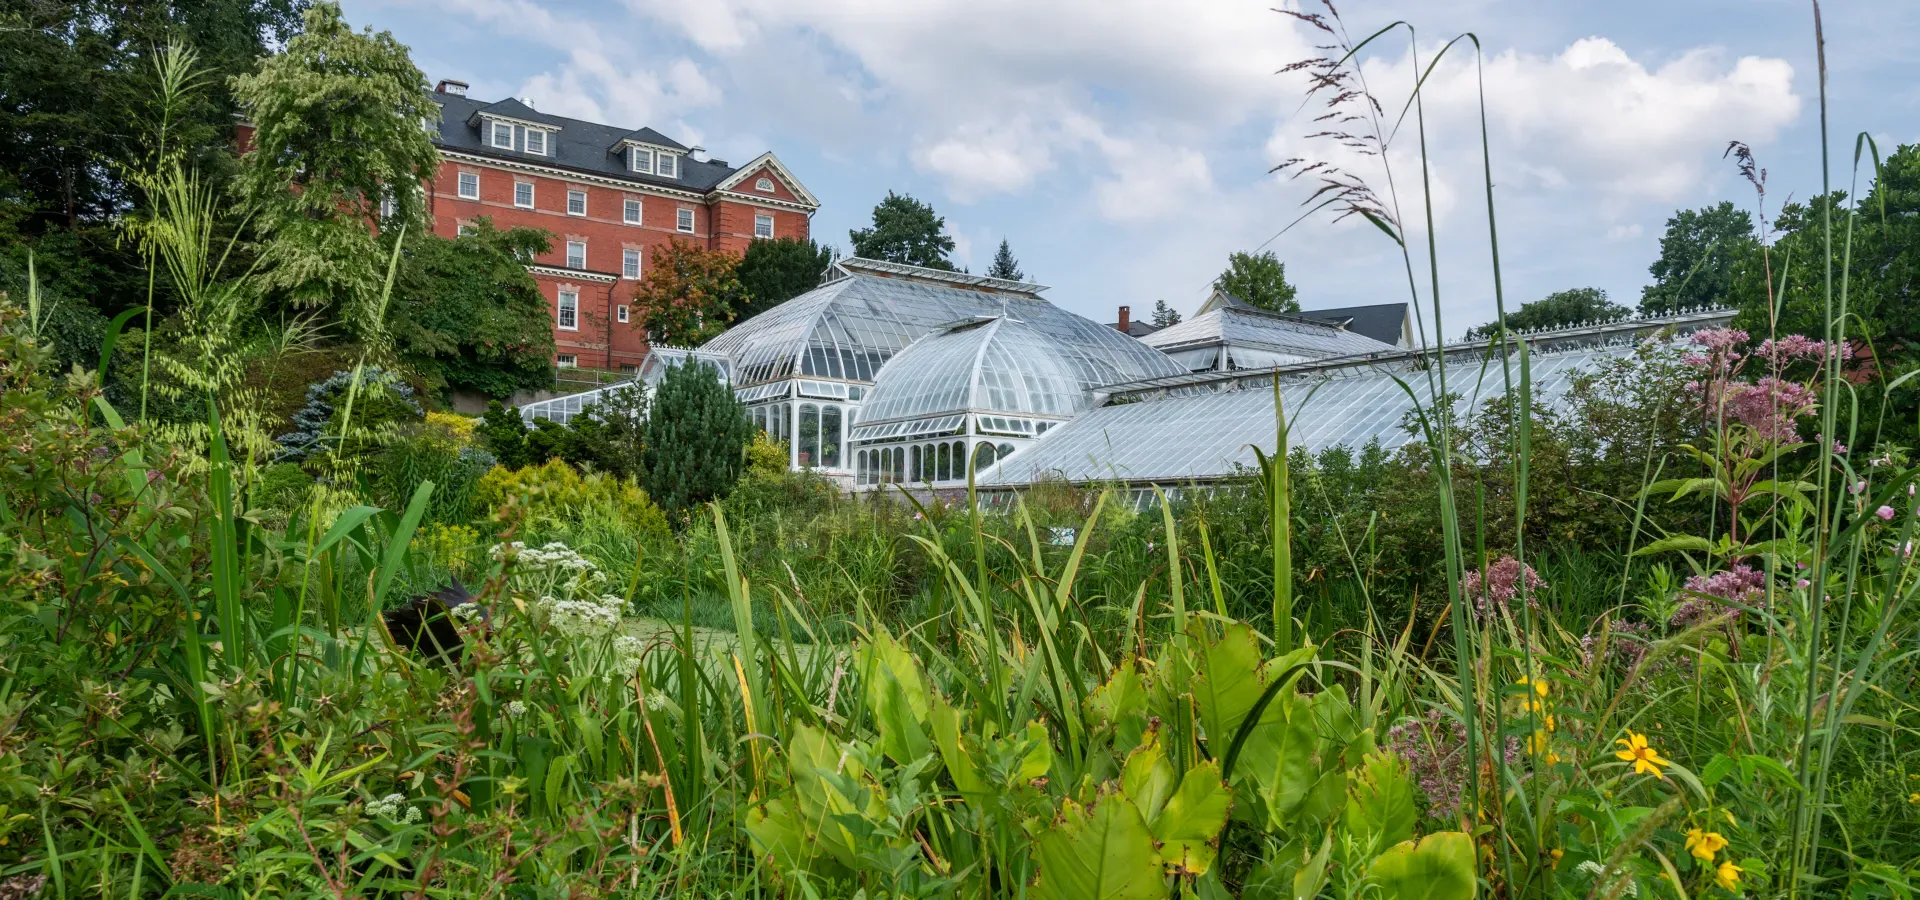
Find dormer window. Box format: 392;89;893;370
490;121;513;149
756;177;774;192
525;129;547;156
630;147;653;174
657;153;678;179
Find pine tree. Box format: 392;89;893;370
641;358;753;515
986;238;1025;281
1150;299;1182;327
848;191;955;270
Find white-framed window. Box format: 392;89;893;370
514;181;534;209
676;208;694;233
756;177;774;192
556;353;577;367
379;192;397;218
657;154;678;178
622;248;641;279
565;240;586;269
754;214;774;239
629;147;653;174
457;223;476;237
557;291;578;331
525;128;547;155
457;172;478;199
616;304;630;323
490;121;513;149
567;190;586;216
623;198;641;224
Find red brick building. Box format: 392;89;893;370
423;80;818;371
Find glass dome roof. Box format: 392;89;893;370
700;258;1187;389
858;317;1094;425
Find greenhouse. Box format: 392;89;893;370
695;258;1186;475
977;306;1736;490
1143;289;1404;372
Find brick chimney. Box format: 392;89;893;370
1116;305;1131;333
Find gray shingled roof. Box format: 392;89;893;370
432;93;733;193
1297;302;1411;346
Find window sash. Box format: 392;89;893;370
658;154;677;178
457;172;478;199
556;354;576;367
557;292;578;330
622;249;641;279
525;129;546;155
616;305;630;323
623;199;641;224
566;241;586;269
490;121;513;148
630;148;653;174
676;209;694;233
567;190;586;216
514;182;534;208
754;215;774;239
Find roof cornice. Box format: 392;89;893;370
709;152;822;209
527;264;618;283
710;189;818;214
470;111;559;131
440;149;709;202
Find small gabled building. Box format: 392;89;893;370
1142;289;1402;372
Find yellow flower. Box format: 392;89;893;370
1686;828;1729;862
1614;731;1671;779
1518;676;1549;697
1716;859;1743;891
1549;848;1564;868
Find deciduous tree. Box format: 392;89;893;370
1467;287;1627;339
1639;201;1761;315
629;239;746;347
390;218;556;398
1215;250;1298;313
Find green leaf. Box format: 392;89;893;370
1152;761;1233;876
1185;623;1266;744
1366;832;1478;900
1034;792;1164;900
856;628;934;766
1631;534;1715;556
929;691;983;795
1120;731;1177;823
1086;659;1150;753
1345;751;1416;855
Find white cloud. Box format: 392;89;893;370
1607;223;1644;240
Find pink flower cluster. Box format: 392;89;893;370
1579;619;1670;677
1683;328;1836;442
1461;555;1545;623
1670;564;1769;629
1384;708;1524;821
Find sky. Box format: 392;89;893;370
341;0;1919;340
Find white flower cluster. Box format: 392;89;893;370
612;634;646;673
492;541;597;575
367;792;423;824
537;591;627;637
1575;861;1637;898
505;700;528;717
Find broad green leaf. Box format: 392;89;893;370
1186;623;1266;743
1086;659;1150;753
929;691;983;795
1367;832;1478;900
1016;720;1055;784
745;796;832;875
1034;792;1164;900
857;629;934;765
1344;751;1416;853
1152;761;1233;876
1631;534;1715;556
1233;691;1319;823
1120;732;1177;823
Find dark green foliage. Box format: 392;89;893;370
986;238;1025;281
274;367;422;461
642;359;752;514
1639;201;1761;314
1216;250;1298;313
566;384;649;480
736;236;834;322
848;191;955;270
1151;299;1182;328
478;400;534;470
0;252;109;376
375;433;494;523
253;461;313;510
391;220;557;398
1466;287;1628;338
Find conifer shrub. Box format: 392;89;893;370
640;358;752;515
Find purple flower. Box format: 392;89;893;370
1877;506;1896;521
1580;619;1668;677
1670;564;1769;629
1461;556;1545;623
1851;481;1867;495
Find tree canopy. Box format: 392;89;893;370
390;218;556;398
849;192;955;270
1639;201;1761;315
630;239;746;347
986;238;1025;281
1215;250;1298;313
1150;299;1182;328
642;358;752;514
736;236;834;322
1467;287;1628;339
232;0;440;330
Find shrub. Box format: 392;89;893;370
375;416;495;524
477;458;671;541
254;461;315;511
641;357;751;515
477;399;533;469
274;366;424;462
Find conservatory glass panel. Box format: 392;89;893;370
908;445;920;482
893;447;905;483
974;442;997;470
937;442;951;481
821;406;842;468
799;403;820;467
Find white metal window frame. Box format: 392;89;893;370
557;291;579;331
753;214;774;239
630;147;653;174
657;154;678;178
457;172;479;199
514;181;534;208
524;128;547;155
623;198;642;224
490;121;513;149
617;304;630;323
565;240;586;269
676;208;694;233
622;249;641;279
567;189;587;216
556;353;577;367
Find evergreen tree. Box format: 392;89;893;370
1639;201;1761;315
848;191;955;270
232;1;441;328
986;238;1025;280
1466;287;1627;339
736;236;834;322
1150;299;1182;328
1215;250;1299;312
477;400;534;470
641;358;753;514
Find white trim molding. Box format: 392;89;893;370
526;264;617;283
441;150;709;203
708;152;821;208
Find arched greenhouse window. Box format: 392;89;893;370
856;450;868;485
881;447;894;484
998;443;1014;461
821;406;842;468
974;442;997;470
936;442;951;482
892;446;905;483
799;403;820;467
908;445;920;483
